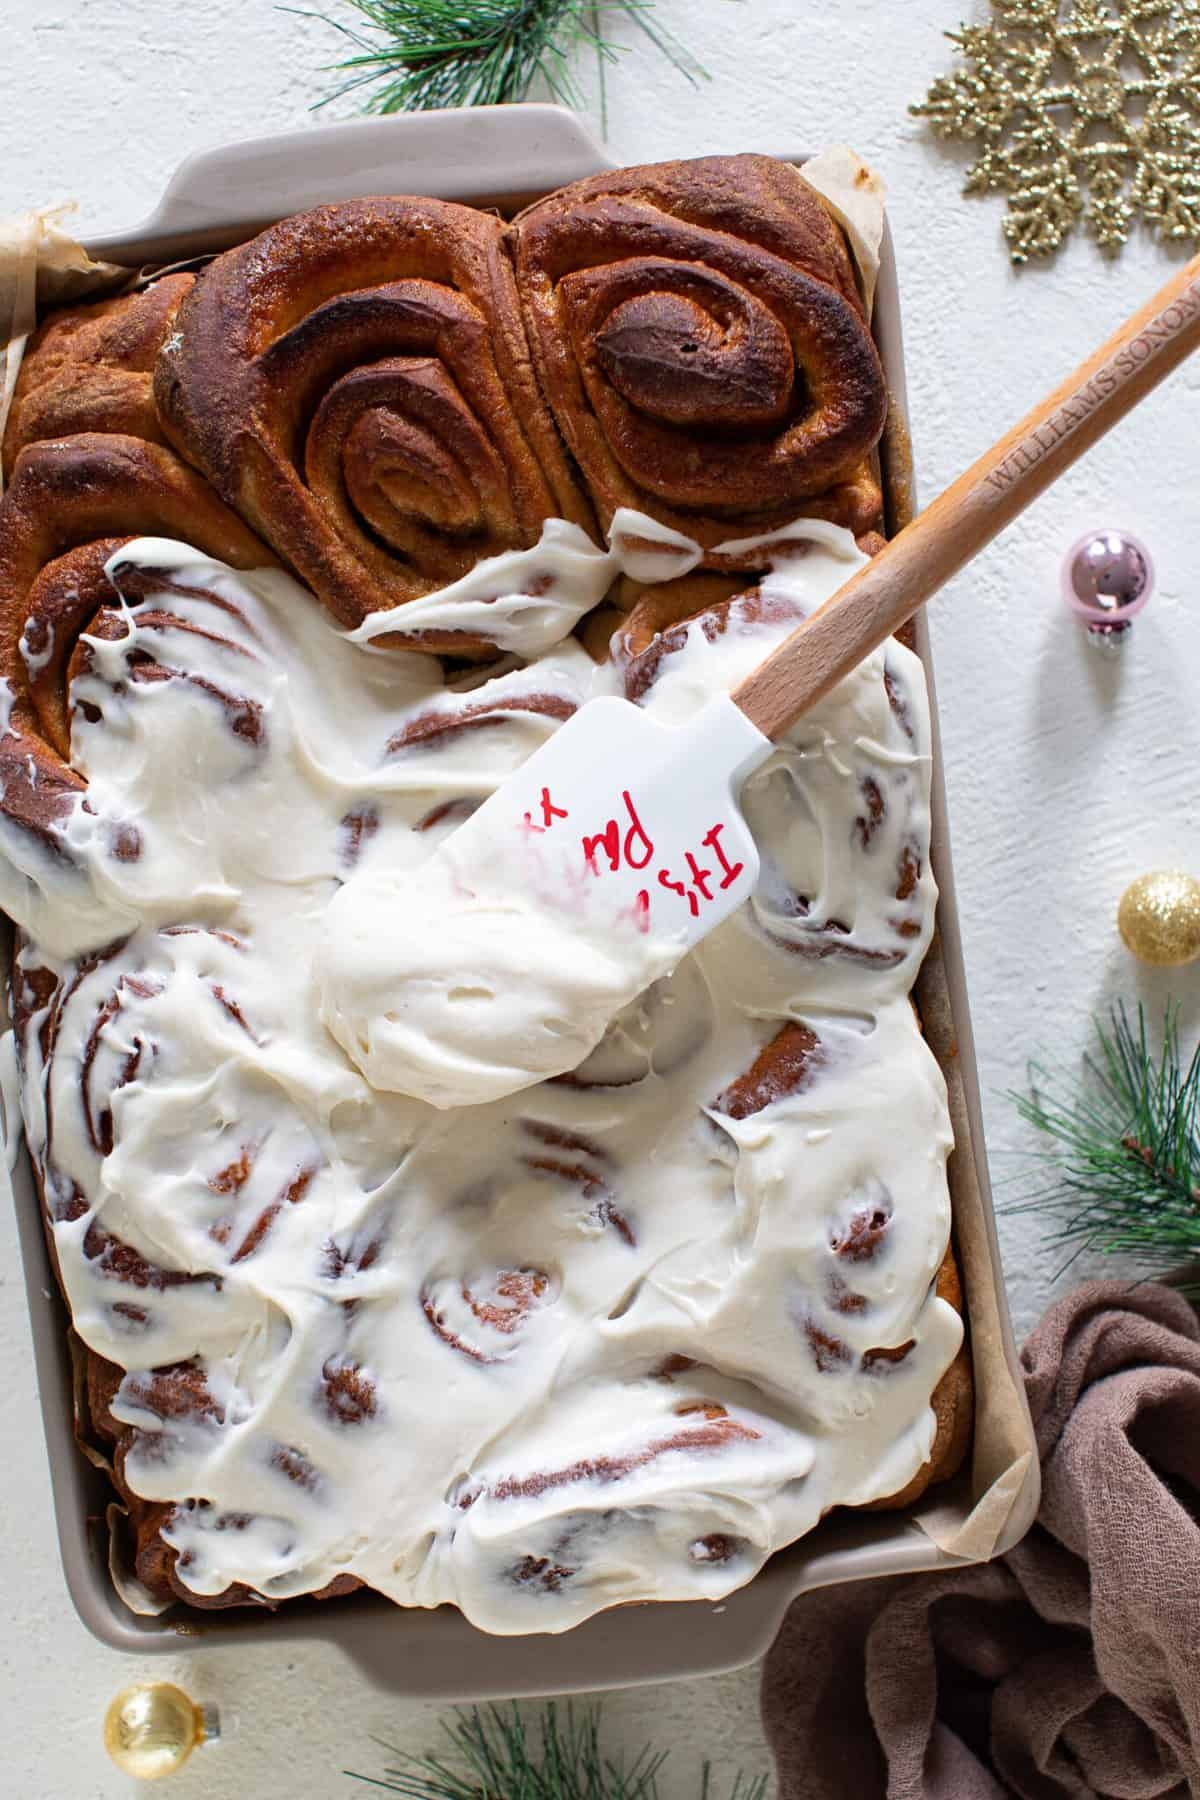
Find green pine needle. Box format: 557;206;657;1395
345;1703;767;1799
300;0;707;120
1008;1001;1200;1277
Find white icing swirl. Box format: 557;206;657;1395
6;516;958;1634
348;510;708;657
319;858;681;1109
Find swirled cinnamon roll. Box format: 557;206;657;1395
514;155;888;557
17;920;378;1609
1;276;194;479
0;435;270;949
712;1017;972;1508
154;198;595;644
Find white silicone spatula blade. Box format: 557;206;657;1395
447;693;772;949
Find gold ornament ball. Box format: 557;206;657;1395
103;1682;204;1781
1117;871;1200;967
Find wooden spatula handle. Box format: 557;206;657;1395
732;253;1200;742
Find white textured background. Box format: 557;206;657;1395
2;1;1198;1793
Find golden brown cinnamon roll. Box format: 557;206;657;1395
0;433;270;850
154;198;595;643
514;155;888;556
1;276;194;479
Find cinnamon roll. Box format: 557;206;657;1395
1;276;194;479
154;198;595;644
514;155;888;557
0;435;270;947
712;1017;971;1506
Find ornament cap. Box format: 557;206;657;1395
1085;619;1133;652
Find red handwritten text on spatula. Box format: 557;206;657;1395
523;776;746;933
581;790;654;875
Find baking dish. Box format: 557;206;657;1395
3;102;1038;1696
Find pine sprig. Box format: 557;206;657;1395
1009;1002;1200;1275
303;0;706;119
346;1703;767;1799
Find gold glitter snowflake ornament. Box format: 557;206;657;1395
913;0;1200;261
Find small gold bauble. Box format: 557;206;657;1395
103;1682;203;1781
1117;871;1200;967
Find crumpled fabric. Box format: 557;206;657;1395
763;1281;1200;1799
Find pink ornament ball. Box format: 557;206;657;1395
1062;528;1154;651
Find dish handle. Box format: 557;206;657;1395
84;103;613;263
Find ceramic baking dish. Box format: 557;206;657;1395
4;103;1038;1697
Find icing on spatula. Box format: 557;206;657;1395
319;253;1200;1108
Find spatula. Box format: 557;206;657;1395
324;253;1200;1108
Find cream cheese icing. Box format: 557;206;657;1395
347;509;706;656
5;515;960;1634
318;852;685;1109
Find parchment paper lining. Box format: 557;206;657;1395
797;144;885;316
0;204;126;494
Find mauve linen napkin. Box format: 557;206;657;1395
762;1281;1200;1800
